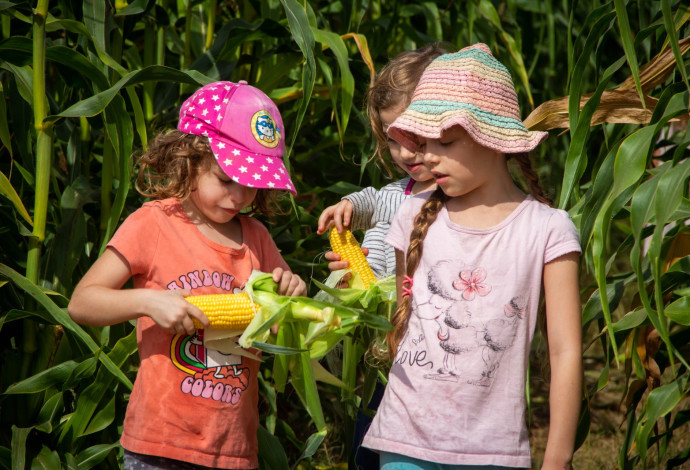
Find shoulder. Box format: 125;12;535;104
397;192;431;216
523;200;581;261
379;177;411;194
129;198;182;222
240;215;271;236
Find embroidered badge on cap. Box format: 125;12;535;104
251;110;281;148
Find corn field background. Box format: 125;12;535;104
0;0;689;469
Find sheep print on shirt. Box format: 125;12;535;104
362;195;581;468
108;198;289;469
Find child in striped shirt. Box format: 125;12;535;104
317;44;446;279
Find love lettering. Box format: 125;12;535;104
394;348;433;369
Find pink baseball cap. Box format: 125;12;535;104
178;81;296;194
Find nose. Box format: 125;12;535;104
422;142;439;166
227;182;252;204
399;144;417;161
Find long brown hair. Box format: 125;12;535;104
374;187;448;360
366;44;447;176
509;152;551;205
135;129;281;216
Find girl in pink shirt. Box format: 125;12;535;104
68;81;305;469
362;44;582;470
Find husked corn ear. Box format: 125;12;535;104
186;293;258;329
329;228;377;287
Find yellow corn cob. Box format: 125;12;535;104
185;293;259;329
329;227;377;287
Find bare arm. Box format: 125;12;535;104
541;252;582;470
68;247;209;335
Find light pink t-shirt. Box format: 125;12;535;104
362;195;581;468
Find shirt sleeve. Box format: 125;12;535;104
385;197;420;253
107;205;160;278
544;209;582;264
344;186;378;231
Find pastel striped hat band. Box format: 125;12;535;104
387;43;548;154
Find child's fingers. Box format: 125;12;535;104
317;205;336;234
328;260;349;272
324;251;341;262
186;303;210;330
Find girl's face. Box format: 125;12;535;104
380;105;433;182
421;126;501;198
189;165;258;224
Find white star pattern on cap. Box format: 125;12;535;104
177;81;296;194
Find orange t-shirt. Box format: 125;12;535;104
109;198;288;469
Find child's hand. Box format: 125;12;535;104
317;199;354;234
324;247;369;288
146;289;210;335
272;267;307;297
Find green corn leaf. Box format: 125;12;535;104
613;0;645;108
34;392;64;434
0;170;33;226
280;0;315;167
665;296;690;325
0;82;11;158
660;0;690;96
59;329;136;443
81;392;115;436
3;360;78;394
635;378;687;463
75;443;120;470
32;446;61;469
297;429;327;462
257;425;289;470
312;28;354;135
11;425;30;470
49;66;213;121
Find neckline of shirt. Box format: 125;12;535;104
440;194;534;234
170;198;251;255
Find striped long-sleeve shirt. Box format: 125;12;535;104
344;177;414;278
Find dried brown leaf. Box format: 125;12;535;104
525;37;690;131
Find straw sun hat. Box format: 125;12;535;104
388;43;548;154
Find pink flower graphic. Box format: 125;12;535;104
452;268;491;301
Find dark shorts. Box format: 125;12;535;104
123;449;255;470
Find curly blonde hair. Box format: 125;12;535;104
366;44;448;176
135;130;282;216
